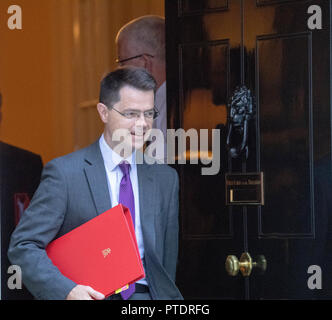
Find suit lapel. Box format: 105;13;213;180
83;143;157;251
137;160;157;252
83;140;111;215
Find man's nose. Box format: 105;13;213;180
135;112;148;127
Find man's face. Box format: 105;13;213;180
116;39;146;68
98;85;154;154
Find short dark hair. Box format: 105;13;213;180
99;67;157;108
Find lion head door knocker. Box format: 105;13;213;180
226;86;255;159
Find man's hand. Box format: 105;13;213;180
66;285;105;300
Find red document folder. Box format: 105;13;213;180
46;204;145;298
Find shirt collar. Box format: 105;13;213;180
156;81;166;101
99;134;135;172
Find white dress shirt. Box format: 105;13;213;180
154;81;167;139
153;81;167;163
99;134;147;286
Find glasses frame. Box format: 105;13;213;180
116;53;154;65
109;105;160;120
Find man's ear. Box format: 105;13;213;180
97;103;109;123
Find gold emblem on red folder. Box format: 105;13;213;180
102;248;111;258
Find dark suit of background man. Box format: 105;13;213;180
8;67;183;300
0;92;43;300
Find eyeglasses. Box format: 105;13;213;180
116;53;154;65
110;105;159;120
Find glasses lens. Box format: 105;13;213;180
124;111;140;119
144;110;155;119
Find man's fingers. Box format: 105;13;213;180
86;286;105;300
66;285;105;300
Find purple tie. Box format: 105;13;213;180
118;162;136;300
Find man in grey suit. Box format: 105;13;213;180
8;67;183;300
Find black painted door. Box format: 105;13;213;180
166;0;332;299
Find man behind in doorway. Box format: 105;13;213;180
116;15;167;161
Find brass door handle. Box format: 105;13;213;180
225;252;267;277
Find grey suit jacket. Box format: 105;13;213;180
8;140;183;300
